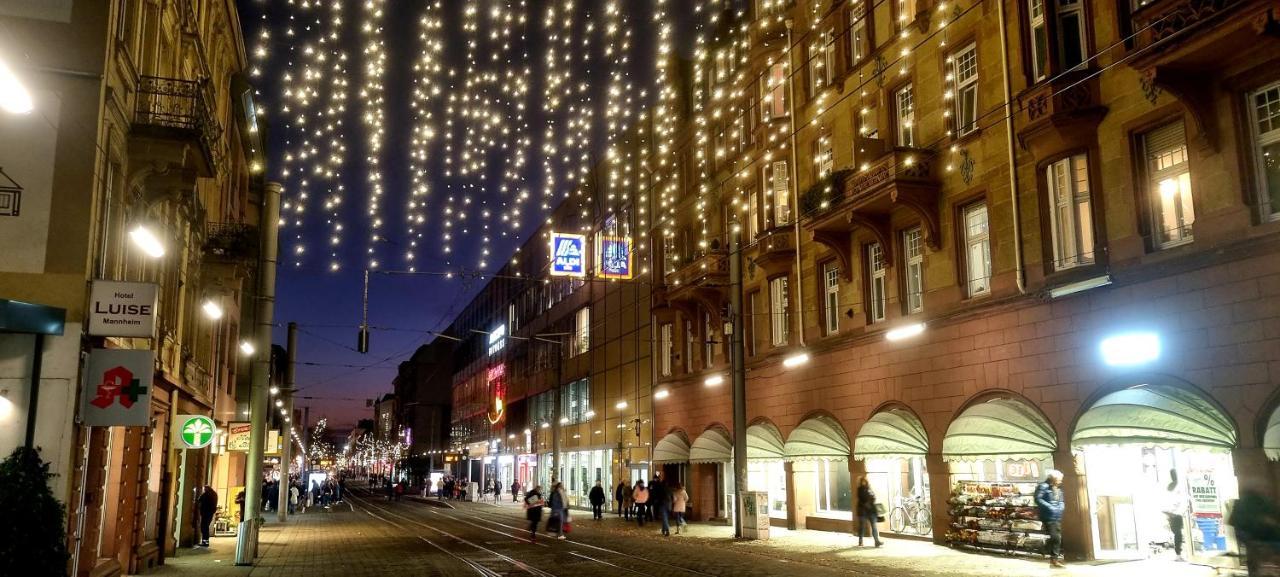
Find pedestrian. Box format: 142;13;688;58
614;481;627;517
197;485;218;547
1036;469;1066;568
524;485;546;542
650;476;672;536
1162;469;1187;561
288;483;299;515
234;490;246;522
589;480;606;520
672;483;689;534
856;476;883;547
512;480;521;503
548;482;568;540
394;481;404;501
1228;489;1280;576
632;480;649;527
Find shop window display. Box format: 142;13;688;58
865;456;932;535
946;458;1054;554
748;460;788;519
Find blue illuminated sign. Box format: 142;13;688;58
599;237;633;279
550;232;587;277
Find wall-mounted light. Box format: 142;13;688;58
540;422;550;429
0;389;13;421
704;375;724;387
129;224;166;258
615;400;628;410
201;299;224;320
885;323;926;342
583;410;595;419
239;341;256;356
0;58;34;114
654;389;670;400
269;386;279;396
1100;332;1160;366
783;352;810;368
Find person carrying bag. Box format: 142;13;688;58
523;485;545;542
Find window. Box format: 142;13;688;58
903;227;924;314
764;160;792;227
757;0;784;17
962;203;993;297
858;103;879;140
1249;82;1280;220
748;190;761;239
809;30;836;96
561;378;591;424
868;243;887;323
572;307;590;356
814;133;834;178
1046;154;1095;270
659;322;673;376
1028;0;1049;81
895;84;915;147
1056;0;1086;72
952;43;979;137
508;302;518;333
684;319;695;372
746;291;759;357
769;276;790;346
715;47;733;83
1143;121;1195;248
703;312;715;368
897;0;918;30
761;63;788;121
816;460;853;513
823;262;840;335
849;2;869;64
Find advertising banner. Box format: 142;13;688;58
226;422;252;451
599;237;633;279
80;349;154;427
88;280;159;337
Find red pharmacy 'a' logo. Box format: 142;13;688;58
90;366;147;409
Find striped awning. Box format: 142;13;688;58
1073;383;1236;451
854;408;929;460
746;422;786;461
653;431;691;464
689;427;733;463
943;398;1057;462
784;415;851;461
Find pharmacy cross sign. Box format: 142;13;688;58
179;415;215;449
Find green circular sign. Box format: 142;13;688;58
180;415;216;448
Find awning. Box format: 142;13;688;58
1072;383;1236;451
0;299;66;335
1265;407;1280;461
943;398;1057;462
653;432;690;463
746;422;785;460
784;415;850;461
689;428;733;463
854;408;929;460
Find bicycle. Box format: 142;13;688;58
889;494;933;535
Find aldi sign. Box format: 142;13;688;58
599;237;633;279
80;348;154;427
550;232;587;277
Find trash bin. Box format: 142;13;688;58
468;482;480;502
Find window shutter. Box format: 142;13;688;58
1145;121;1186;158
772;161;789;196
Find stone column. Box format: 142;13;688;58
1058;449;1092;561
848;457;867;535
784;461;798;530
925;452;950;545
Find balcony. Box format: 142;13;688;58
204;222;259;263
749;2;793;48
753;227;796;276
1016;70;1107;160
659;250;730;322
1126;0;1280;148
802;144;940;279
132;75;222;177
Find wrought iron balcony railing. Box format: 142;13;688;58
134;75;222;171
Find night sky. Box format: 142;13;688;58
238;0;682;429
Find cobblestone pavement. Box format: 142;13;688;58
149;489;1238;577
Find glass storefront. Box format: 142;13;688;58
747;460;788;519
864;456;930;535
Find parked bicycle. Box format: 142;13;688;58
889;494;932;535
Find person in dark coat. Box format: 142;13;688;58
524;485;546;542
198;485;218;547
589;480;607;520
649;477;673;536
856;476;883;547
1036;469;1066;568
511;480;521;503
614;481;627;516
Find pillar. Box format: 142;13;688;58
848;458;867;535
925;452;950;546
784;460;798;530
1058;449;1092;562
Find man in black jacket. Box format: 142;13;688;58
649;476;672;536
589;481;606;520
197;486;218;547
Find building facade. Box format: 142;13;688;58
0;1;267;574
392;339;454;480
647;0;1280;565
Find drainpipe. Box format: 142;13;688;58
997;0;1027;294
784;19;807;346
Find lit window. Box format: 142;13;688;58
815;459;852;513
703;312;715;369
1046;154;1095;269
868;243;887;324
1028;0;1048;82
770;276;790;347
764;160;791;227
748;190;761;239
809;29;836;96
1250;82;1280;220
761;63;788;121
895;84;915;147
1142;120;1195;248
849;3;869;64
962;203;992;297
659;322;673;376
903;227;924;314
823;263;840;335
952;43;978;137
897;0;918;30
814;133;833;178
572;307;590;356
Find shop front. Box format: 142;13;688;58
1071;381;1239;563
746;422;788;524
653;430;691;488
784;415;853;532
689;427;733;522
942;397;1059;556
516;453;538;489
854;408;932;537
560;447;614;507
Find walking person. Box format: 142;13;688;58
523;485;546;542
1036;469;1066;568
288;483;299;515
1163;469;1187;561
856;476;883;547
548;482;569;540
621;481;634;520
589;480;606;520
197;485;218;547
614;481;627;517
650;476;672;536
632;480;649;527
672;483;689;534
512;480;521;503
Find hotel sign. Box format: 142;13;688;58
599;237;633;279
550;232;587;277
88;280;158;338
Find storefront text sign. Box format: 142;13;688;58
1189;472;1221;517
226;422;252;451
599;237;633;279
550;232;587;277
174;415;216;449
80;349;154;426
88;281;158;337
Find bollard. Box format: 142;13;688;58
234;519;258;565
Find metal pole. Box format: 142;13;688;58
278;322;297;522
24;333;45;448
237;181;281;565
552;338;562;484
729;226;748;539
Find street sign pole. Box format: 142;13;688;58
278;321;297;523
172;448;188;547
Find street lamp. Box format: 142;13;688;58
201;299;224;320
885;322;926;342
239;340;256;356
128;224;166;258
0;58;33;114
782;352;810;368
